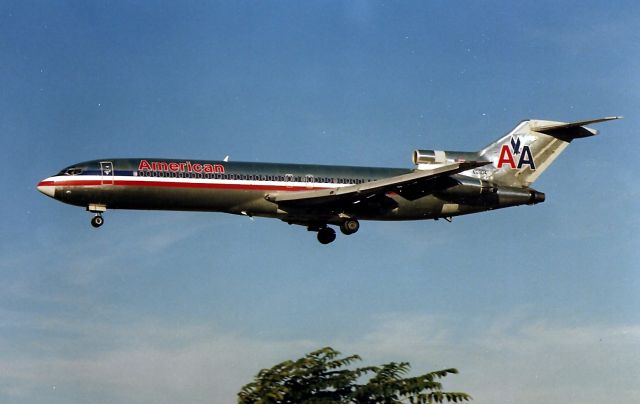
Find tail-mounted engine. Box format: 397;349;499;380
412;149;485;166
413;150;447;164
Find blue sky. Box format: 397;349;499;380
2;1;639;402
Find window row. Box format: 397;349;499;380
136;170;375;184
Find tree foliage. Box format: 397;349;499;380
238;347;471;403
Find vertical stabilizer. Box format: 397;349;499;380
473;117;620;187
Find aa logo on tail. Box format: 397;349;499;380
497;137;536;169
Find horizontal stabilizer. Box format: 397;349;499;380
530;116;622;138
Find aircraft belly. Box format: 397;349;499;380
58;185;276;215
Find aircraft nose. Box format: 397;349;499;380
37;179;56;198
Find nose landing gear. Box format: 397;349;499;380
91;214;104;228
87;204;107;228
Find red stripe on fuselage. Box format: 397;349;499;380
39;178;333;192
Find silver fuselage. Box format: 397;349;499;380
37;158;542;226
37;117;621;243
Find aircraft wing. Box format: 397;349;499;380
265;161;488;211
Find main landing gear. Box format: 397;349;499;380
340;219;359;235
317;227;336;244
313;219;360;244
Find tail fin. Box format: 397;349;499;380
476;116;621;187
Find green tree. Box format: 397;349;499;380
238;347;471;403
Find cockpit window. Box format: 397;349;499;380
61;168;83;176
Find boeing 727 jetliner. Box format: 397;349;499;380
37;117;620;244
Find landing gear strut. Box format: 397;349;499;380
91;214;104;228
317;227;336;244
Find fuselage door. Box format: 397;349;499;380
100;161;114;185
285;174;294;189
305;174;314;189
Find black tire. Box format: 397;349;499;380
317;227;336;244
91;216;104;228
340;219;359;235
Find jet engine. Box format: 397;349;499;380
412;149;485;165
412;149;446;165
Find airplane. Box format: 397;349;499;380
37;116;620;244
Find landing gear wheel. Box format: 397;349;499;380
340;219;360;235
317;227;336;244
91;215;104;228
